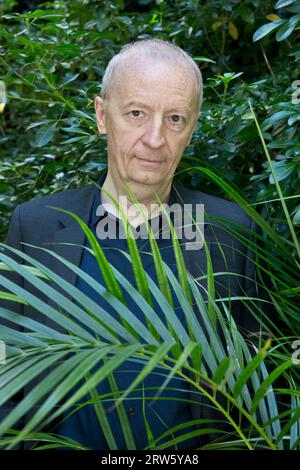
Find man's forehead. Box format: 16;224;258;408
109;60;197;108
120;58;192;82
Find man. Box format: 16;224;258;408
0;39;262;450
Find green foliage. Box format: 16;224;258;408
0;0;300;450
0;230;296;450
0;0;299;242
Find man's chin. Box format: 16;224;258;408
128;170;163;186
115;167;159;184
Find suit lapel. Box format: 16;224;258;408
45;173;107;330
172;181;208;284
49;221;90;298
45;172;210;331
24;171;211;447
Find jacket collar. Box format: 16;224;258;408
46;167;208;331
90;169;180;229
54;167;207;229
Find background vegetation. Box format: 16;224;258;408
1;0;300;241
0;0;299;450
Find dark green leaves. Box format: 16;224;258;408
33;124;57;148
253;19;285;41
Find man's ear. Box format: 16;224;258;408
94;96;107;135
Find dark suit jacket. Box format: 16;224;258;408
0;171;262;449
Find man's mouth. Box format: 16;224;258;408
135;156;163;165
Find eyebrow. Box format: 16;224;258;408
123;101;192;115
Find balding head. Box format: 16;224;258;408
100;38;203;111
94;38;202;194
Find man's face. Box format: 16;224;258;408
95;57;201;189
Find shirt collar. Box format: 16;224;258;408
90;168;177;228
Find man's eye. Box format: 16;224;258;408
129;110;144;118
169;115;185;125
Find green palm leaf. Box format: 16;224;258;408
0;204;298;450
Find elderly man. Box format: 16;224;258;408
0;38;261;450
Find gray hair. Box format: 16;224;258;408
100;38;203;110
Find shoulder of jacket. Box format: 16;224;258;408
174;181;252;228
9;182;96;233
16;182;94;214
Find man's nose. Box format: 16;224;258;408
142;117;166;148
